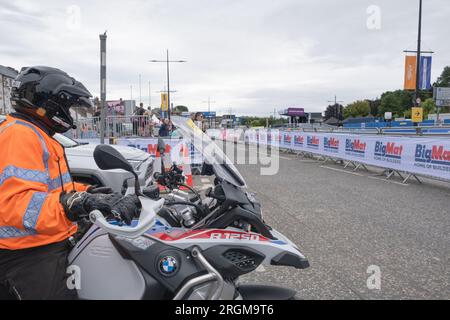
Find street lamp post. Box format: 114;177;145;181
202;96;216;128
149;49;186;119
99;31;107;144
414;0;423;107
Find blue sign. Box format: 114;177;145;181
202;112;216;118
419;56;432;90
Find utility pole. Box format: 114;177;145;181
148;81;151;108
139;74;142;104
99;31;107;144
202;96;216;127
149;50;186;120
414;0;423;107
327;95;344;120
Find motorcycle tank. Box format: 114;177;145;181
68;227;144;299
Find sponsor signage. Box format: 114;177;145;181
307;135;319;149
345;138;367;158
214;129;450;181
323;137;340;153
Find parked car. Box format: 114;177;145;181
0;115;154;192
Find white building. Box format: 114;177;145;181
0;65;18;114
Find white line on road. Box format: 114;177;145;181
320;165;365;177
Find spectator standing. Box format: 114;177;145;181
143;107;153;136
194;112;205;132
159;118;170;137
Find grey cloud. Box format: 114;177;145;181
0;0;449;115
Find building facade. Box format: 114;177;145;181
0;65;19;114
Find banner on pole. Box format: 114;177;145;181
419;56;432;90
404;55;417;90
161;93;168;111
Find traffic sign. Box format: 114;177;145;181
411;107;423;123
434;87;450;107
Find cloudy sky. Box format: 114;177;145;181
1;0;449;116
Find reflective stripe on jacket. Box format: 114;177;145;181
0;115;87;250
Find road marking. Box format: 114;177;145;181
320;165;365;177
367;175;409;186
295;159;318;163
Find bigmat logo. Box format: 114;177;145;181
345;139;366;158
415;144;450;171
294;135;304;146
323;137;340;153
283;134;292;145
307;136;319;149
374;141;403;163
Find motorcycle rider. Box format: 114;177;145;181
0;66;140;300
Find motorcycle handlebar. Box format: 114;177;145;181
89;197;165;238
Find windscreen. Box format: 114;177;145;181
171;116;246;188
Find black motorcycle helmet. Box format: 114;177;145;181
10;66;93;133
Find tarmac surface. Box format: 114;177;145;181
211;141;450;300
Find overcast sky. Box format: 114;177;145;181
1;0;449;116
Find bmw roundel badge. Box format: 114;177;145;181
159;256;178;276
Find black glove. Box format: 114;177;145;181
61;192;141;226
61;191;122;222
87;185;114;194
110;194;141;225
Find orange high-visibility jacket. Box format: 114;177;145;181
0;115;87;250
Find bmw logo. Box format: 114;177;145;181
159;256;178;276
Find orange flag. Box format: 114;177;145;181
404;55;417;90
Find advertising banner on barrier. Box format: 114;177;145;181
220;129;450;181
116;138;203;164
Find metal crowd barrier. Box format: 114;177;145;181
71;115;159;139
208;128;450;185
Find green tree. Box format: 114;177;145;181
324;104;344;121
434;66;450;87
174;105;189;113
343;100;371;118
421;98;436;118
379;90;413;118
368;99;381;116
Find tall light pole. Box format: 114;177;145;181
149;49;186;119
414;0;423;107
99;31;107;144
327;95;344;122
202;96;216;128
148;81;151;108
139;74;142;104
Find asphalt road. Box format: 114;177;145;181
215;141;450;300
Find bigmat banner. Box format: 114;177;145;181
116;138;203;164
243;130;450;181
